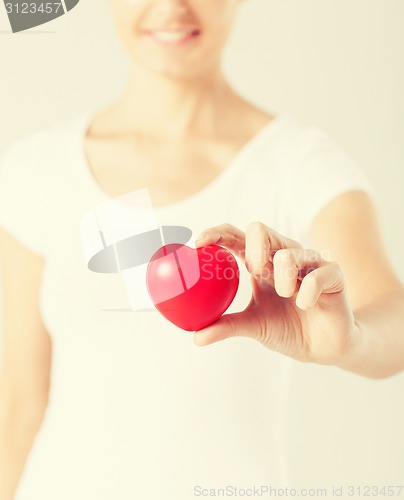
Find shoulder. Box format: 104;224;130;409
253;114;368;183
0;115;89;257
234;112;374;242
0;114;88;176
0;114;89;213
269;115;336;157
239;113;334;177
248;112;329;155
275;118;374;243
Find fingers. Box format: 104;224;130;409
245;222;271;275
193;307;260;346
272;249;300;297
195;222;302;274
245;222;302;276
273;248;324;298
295;261;345;310
194;223;342;311
195;223;247;261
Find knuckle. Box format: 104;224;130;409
329;261;345;284
305;248;322;263
228;232;238;246
285;235;303;249
292;239;304;249
329;260;341;271
221;223;236;232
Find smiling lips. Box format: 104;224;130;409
145;28;201;46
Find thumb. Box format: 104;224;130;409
193;309;260;347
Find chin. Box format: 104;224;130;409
132;51;213;81
146;62;205;80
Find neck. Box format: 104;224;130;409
112;63;240;138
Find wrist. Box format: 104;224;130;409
333;317;369;376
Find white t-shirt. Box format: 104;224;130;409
0;114;374;500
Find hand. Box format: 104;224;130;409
194;222;359;367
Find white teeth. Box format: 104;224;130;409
152;30;193;43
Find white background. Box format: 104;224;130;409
1;0;403;492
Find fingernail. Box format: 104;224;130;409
210;233;221;244
195;232;221;245
195;233;206;246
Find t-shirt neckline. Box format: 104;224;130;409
76;111;290;211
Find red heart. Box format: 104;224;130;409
146;244;239;331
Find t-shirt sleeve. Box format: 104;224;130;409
0;135;49;259
281;128;376;246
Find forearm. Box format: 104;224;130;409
337;288;404;379
0;408;43;500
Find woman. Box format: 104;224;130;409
0;1;403;499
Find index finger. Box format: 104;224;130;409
195;223;247;261
195;222;303;269
245;222;302;275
